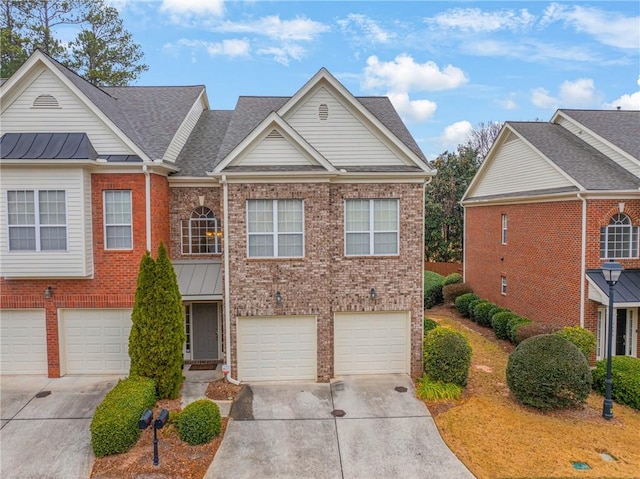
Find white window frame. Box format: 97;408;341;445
344;199;399;256
600;213;639;259
501;275;507;295
6;189;68;252
246;199;304;258
596;307;638;360
104;190;133;250
501;213;507;245
181;207;221;255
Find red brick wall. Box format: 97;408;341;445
0;171;168;376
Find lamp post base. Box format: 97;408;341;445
603;398;613;420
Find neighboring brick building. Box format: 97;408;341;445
463;109;640;360
0;50;433;381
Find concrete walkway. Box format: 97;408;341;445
181;366;233;416
205;375;474;479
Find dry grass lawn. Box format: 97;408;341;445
425;306;640;479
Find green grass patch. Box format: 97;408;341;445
416;376;463;401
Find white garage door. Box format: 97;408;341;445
61;309;132;374
237;316;316;382
334;311;410;375
0;309;48;375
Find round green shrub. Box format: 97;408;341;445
442;272;463;286
491;311;520;340
423;317;439;333
474;302;496;327
469;300;489;323
424;327;472;387
424;283;444;309
555;326;596;360
455;293;479;317
506;335;592;409
507;316;532;344
592;356;640;410
516;323;562;344
443;283;473;304
178;399;222;445
488;306;510;321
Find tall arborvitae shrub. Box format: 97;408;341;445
129;243;186;399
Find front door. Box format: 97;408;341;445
192;303;218;360
616;309;627;356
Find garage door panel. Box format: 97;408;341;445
334;312;410;375
0;310;48;375
238;316;316;382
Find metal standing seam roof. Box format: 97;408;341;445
586;269;640;305
0;132;98;160
172;260;222;300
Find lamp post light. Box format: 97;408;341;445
601;261;623;420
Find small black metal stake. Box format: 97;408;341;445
153;425;159;466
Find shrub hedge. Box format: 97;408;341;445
442;272;463;286
455;293;479;317
592;356;640;410
491;312;520;340
474;302;496;327
443;283;473;305
90;376;156;457
506;335;592;409
423;317;439;333
467;299;486;322
178;399;222;445
424;283;444;309
555;326;596;360
507;316;532;344
516;323;562;343
424;327;472;387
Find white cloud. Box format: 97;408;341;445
257;44;305;66
500;95;518;110
425;8;535;32
441;121;473;147
337;13;395;44
531;78;598;109
531;87;557;109
541;3;639;50
161;0;224;18
603;76;640;110
386;92;437;123
214;15;330;41
164;38;250;59
363;54;468;93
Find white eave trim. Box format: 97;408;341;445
462;189;640;207
207;170;429;183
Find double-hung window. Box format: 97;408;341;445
501;213;507;244
345;199;399;256
104;190;132;249
600;213;638;259
7;190;67;251
247;199;304;258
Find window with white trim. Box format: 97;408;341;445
501;276;507;295
600;213;639;259
7;190;67;251
104;190;132;249
501;213;507;244
596;309;604;360
181;207;221;254
247;199;304;258
345;199;399;256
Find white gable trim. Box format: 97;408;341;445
0;51;150;161
212;112;337;172
463;124;583;201
277;68;434;174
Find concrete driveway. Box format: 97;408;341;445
0;375;119;479
206;375;474;479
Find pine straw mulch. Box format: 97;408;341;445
91;379;242;479
423;305;640;479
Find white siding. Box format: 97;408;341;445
163;94;205;163
234;134;315;167
472;137;574;198
558;117;640;177
286;87;406;167
1;67;133;155
0;167;93;278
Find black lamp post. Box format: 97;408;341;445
601;261;623;420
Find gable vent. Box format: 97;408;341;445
266;129;284;139
318;103;329;120
33;94;59;108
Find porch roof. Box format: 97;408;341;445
586;269;640;307
172;260;222;301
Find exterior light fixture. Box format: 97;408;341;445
139;408;169;466
370;288;377;300
601;260;623;420
275;291;283;304
44;286;53;299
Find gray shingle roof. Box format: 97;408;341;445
508;121;640;190
587;269;640;305
175;110;232;176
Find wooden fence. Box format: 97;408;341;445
424;262;463;276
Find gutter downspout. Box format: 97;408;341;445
577;193;587;328
221;174;240;385
143;165;152;252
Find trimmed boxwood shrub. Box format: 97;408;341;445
592;356;640;410
178;399;222;445
455;292;479;317
474;302;496;327
442;272;463;286
424;283;444;309
467;299;486;322
424;327;472;387
516;322;562;343
507;316;532;344
443;283;473;304
555;326;596;360
491;311;520;340
90;376;156;457
423;317;439;333
506;335;592;409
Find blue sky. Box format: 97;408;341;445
105;1;639;159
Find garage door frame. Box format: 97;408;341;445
0;309;48;375
334;310;411;376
